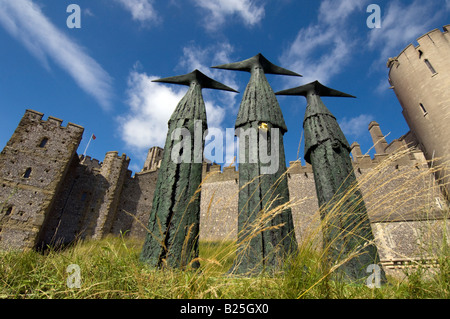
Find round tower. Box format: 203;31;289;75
387;25;450;198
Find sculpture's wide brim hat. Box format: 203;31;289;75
152;69;238;93
212;53;301;76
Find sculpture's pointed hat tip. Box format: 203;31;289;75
275;80;356;98
211;53;302;77
152;69;239;93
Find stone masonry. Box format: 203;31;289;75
0;110;84;250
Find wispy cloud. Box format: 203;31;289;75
112;0;160;25
83;8;95;17
0;0;113;109
280;0;369;84
192;0;265;31
339;114;374;139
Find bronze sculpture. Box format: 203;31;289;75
276;81;386;283
212;54;300;275
140;70;237;269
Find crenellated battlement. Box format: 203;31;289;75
104;151;128;160
202;163;238;182
388;25;450;69
79;155;102;170
79;152;130;174
199;151;425;184
0;109;85;250
197;119;429;185
22;109;84;134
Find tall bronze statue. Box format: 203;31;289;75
140;70;237;269
212;54;300;275
276;81;386;283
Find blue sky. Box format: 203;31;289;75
0;0;449;173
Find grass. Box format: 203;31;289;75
0;234;448;299
0;148;449;299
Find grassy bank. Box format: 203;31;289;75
0;235;448;299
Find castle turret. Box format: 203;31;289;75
368;121;388;154
388;25;450;197
0;110;84;250
91;151;130;239
142;146;163;172
350;142;364;163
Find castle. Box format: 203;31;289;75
1;26;450;278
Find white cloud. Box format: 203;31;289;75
339;114;374;138
0;0;113;109
193;0;265;30
281;0;369;84
118;70;185;149
319;0;367;25
112;0;160;25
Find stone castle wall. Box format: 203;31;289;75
111;169;159;238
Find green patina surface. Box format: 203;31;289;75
140;70;237;269
214;54;299;275
276;81;386;283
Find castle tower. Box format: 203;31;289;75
387;25;450;197
368;121;388;154
142;146;163;172
37;154;101;247
91;151;130;239
0;110;84;250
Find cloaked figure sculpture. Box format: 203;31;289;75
140;70;238;269
276;81;386;283
212;54;300;275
